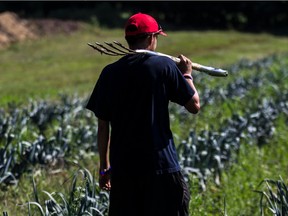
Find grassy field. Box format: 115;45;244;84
1;24;288;215
1;24;288;105
189;118;288;216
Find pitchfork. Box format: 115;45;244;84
88;41;228;77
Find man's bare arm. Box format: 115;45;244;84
97;118;110;170
177;54;201;114
184;79;200;114
97;118;111;190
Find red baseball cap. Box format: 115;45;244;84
125;13;167;37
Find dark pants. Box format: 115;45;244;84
108;171;190;216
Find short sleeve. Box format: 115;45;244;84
86;69;111;121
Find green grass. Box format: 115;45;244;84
189;115;288;216
1;24;288;105
0;155;100;215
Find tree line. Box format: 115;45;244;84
1;2;287;35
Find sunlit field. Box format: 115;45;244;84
1;23;288;215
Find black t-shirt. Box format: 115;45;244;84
86;54;194;176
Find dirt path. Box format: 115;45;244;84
0;11;82;49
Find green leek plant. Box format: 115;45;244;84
18;168;109;216
255;177;288;216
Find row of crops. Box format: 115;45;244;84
0;95;98;185
179;55;288;190
1;53;288;215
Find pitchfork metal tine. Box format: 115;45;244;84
95;42;125;56
104;42;133;55
113;41;136;53
87;43;119;56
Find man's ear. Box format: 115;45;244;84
147;35;153;44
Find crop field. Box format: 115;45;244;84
1;24;288;215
